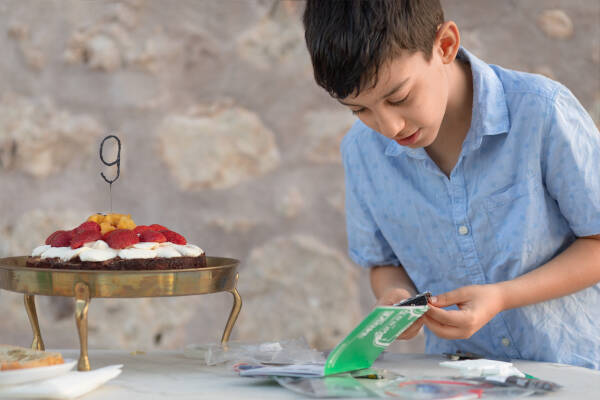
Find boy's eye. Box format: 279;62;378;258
389;94;409;106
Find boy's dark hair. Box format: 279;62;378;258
303;0;444;99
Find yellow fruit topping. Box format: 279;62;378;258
117;218;136;230
100;222;116;235
87;214;104;224
103;214;121;226
87;213;136;233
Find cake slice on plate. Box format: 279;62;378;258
0;345;64;371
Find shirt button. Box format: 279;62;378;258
458;225;469;235
502;337;510;347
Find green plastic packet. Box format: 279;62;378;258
324;305;428;375
239;301;428;378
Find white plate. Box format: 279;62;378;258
0;359;77;386
0;364;123;400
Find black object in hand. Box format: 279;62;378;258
393;291;431;307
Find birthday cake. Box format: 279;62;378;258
26;213;207;270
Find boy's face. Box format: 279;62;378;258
338;49;449;149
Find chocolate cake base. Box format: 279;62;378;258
26;254;207;271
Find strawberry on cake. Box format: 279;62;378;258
26;213;207;270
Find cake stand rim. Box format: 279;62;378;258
0;256;240;298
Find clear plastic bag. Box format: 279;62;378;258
275;375;379;398
272;375;535;398
184;337;326;366
380;377;534;399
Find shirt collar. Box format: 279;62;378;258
385;47;510;158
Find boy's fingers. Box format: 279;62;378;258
423;314;463;339
398;318;423;339
426;305;467;327
430;287;468;307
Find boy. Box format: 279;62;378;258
303;0;600;369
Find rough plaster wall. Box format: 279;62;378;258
0;0;598;354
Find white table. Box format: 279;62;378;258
62;349;599;399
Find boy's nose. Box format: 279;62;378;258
376;111;405;139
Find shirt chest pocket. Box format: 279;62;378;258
483;177;544;253
484;180;535;211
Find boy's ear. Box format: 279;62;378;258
434;21;461;65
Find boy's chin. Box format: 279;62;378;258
419;129;440;148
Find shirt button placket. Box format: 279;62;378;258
450;165;485;285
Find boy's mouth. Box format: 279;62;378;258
395;129;421;146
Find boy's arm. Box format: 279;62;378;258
370;264;424;339
423;234;600;339
370;264;417;302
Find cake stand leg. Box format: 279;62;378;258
221;282;242;345
74;282;91;371
24;295;45;351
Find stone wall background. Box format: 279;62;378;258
0;0;598;354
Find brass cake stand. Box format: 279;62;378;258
0;256;242;371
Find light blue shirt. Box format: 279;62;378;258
342;48;600;369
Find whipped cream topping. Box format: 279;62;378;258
33;240;204;262
170;244;203;257
118;248;156;259
79;248;118;262
133;242;160;250
32;245;51;257
41;246;86;262
88;240;109;250
155;246;181;258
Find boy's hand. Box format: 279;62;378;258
423;284;504;340
376;287;424;340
